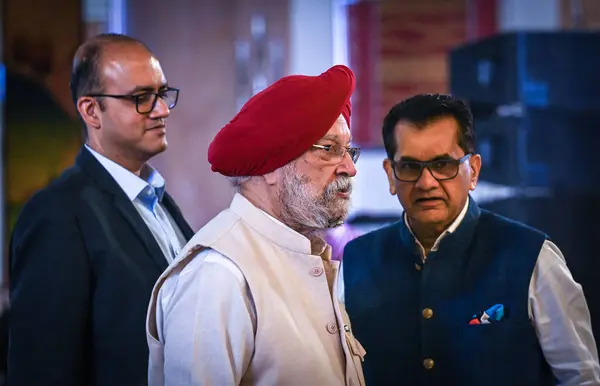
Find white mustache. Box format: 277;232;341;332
325;176;353;197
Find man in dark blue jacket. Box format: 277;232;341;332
8;33;194;386
339;94;599;385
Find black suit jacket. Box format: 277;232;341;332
7;147;194;386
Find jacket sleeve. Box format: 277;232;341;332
8;195;91;386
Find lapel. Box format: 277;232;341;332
162;193;194;240
75;147;169;272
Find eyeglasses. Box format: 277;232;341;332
390;154;472;182
87;87;180;114
312;144;361;164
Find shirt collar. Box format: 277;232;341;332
404;196;470;255
142;166;166;201
84;144;166;202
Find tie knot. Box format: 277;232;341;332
138;186;158;212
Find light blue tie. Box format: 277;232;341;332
138;185;177;259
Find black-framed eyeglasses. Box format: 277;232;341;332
87;87;180;114
312;144;361;164
390;154;472;182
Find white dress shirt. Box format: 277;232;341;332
337;198;600;386
85;145;186;263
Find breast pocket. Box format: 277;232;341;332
460;321;514;371
462;321;510;340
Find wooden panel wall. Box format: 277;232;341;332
348;0;468;149
561;0;600;29
127;0;290;230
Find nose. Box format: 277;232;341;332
415;166;438;190
150;97;170;119
337;151;357;177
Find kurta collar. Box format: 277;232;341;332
230;193;330;258
404;196;470;257
399;194;481;257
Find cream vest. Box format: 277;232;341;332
147;194;366;385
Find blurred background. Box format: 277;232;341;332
1;0;600;374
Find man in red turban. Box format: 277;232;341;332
147;65;367;386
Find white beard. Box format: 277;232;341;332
278;163;352;232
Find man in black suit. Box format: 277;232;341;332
7;33;194;386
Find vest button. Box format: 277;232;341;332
326;321;338;334
422;308;433;319
310;266;324;277
423;358;435;370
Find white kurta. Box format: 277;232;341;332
146;193;366;386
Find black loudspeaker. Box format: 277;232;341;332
476;108;600;192
451;31;600;351
449;31;600;111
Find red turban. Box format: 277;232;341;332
208;65;355;177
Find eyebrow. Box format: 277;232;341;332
124;83;169;94
399;153;453;162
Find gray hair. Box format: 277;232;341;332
228;176;253;191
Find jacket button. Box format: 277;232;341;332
423;358;434;370
422;308;433;319
310;266;324;277
326;321;338;334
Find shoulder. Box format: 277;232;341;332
161;248;246;296
184;248;245;282
476;209;549;262
158;247;249;311
11;165;96;239
14;166;84;219
22;164;89;208
479;209;548;239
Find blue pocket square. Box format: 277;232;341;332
469;304;505;325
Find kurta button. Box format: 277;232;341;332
310;266;323;277
423;358;434;370
326;321;337;334
422;308;433;319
